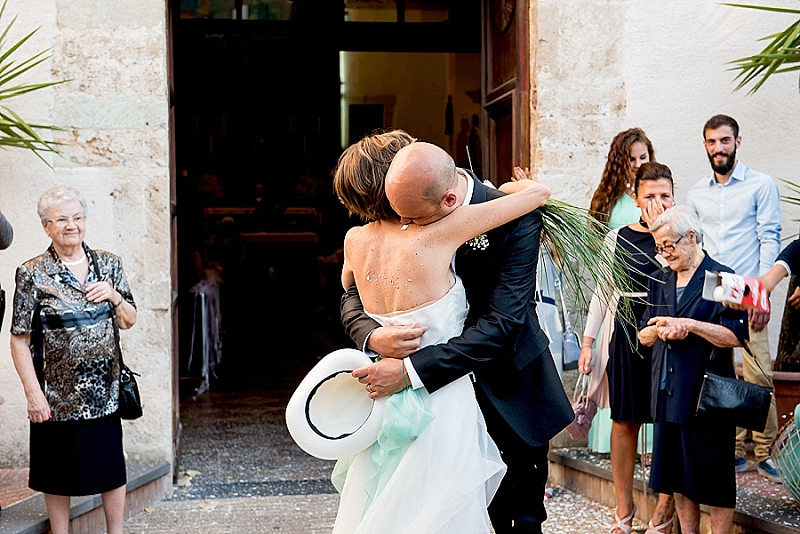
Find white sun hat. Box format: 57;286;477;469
286;348;386;460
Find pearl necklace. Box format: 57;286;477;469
60;255;87;266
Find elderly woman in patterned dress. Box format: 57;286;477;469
9;186;136;534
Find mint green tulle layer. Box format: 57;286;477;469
331;387;435;518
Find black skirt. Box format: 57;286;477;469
648;391;735;508
29;413;126;496
606;302;653;424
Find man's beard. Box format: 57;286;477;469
707;147;736;175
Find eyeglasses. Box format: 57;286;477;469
654;235;684;256
47;215;85;227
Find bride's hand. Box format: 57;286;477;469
509;166;532;182
499;177;551;205
367;323;428;358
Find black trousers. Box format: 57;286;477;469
475;385;549;534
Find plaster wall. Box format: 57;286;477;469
535;0;800;352
0;0;172;467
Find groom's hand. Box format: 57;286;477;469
353;358;407;399
367;323;428;358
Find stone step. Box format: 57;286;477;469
0;462;170;534
549;448;800;534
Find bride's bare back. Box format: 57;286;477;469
344;220;460;314
342;174;551;315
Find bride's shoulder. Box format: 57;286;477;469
344;221;386;246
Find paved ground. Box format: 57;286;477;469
124;485;646;533
0;468;36;508
124;494;340;534
122;311;650;533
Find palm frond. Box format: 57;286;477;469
0;0;66;163
723;3;800;15
540;200;659;335
779;178;800;211
724;2;800;93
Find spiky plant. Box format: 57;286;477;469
0;0;65;163
725;2;800;94
780;177;800;212
539;200;656;336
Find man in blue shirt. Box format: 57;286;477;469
687;114;782;483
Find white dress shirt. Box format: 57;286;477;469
686;161;781;277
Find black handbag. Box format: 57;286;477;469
88;248;143;420
112;313;143;420
0;287;5;331
696;337;772;432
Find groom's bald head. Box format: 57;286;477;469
387;143;458;200
385;143;462;226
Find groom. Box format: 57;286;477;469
341;138;573;533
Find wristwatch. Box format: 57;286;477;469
112;295;123;308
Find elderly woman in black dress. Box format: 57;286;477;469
638;206;748;534
9;186;137;534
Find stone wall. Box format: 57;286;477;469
534;0;800;352
0;0;171;466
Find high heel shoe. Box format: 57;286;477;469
609;505;635;534
644;515;674;534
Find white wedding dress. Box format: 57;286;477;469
332;276;506;534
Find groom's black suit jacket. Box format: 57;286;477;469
340;174;573;447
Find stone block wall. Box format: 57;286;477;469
0;0;172;467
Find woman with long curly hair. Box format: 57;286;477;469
590;128;655;228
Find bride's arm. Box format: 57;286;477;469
436;171;550;250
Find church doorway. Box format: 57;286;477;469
166;0;530;482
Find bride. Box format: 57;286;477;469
332;139;551;533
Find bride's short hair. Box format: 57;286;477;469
334;129;416;222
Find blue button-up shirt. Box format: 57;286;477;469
687;161;781;277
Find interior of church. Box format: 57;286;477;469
172;0;482;389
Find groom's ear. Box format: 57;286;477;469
442;191;459;208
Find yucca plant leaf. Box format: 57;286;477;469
0;80;66;100
0;49;51;80
539;200;661;337
0;13;14;50
779;178;800;210
0;105;57;145
0;50;51;84
723;3;800;15
0;0;66;162
725;2;800;93
0;28;39;66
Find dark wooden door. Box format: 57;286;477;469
167;0;182;477
482;0;530;185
